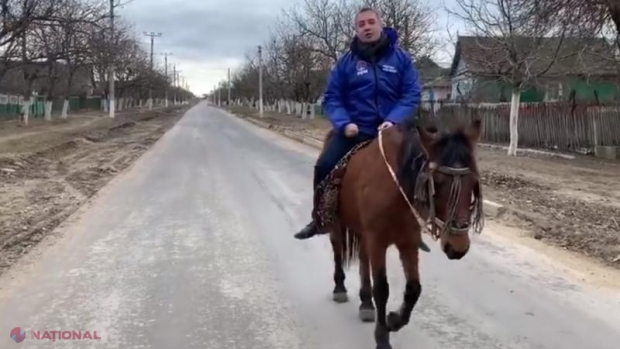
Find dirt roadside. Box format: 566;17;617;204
225;106;620;269
0;104;194;275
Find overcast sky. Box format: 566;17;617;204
121;0;464;96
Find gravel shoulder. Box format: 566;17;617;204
0;105;193;275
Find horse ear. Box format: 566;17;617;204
416;124;434;151
466;119;482;144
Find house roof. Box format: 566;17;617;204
424;76;451;88
415;56;450;83
450;35;619;79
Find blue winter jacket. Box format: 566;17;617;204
322;27;421;137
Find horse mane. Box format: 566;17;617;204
396;118;478;203
395;121;427;203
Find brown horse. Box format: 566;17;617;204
317;118;484;349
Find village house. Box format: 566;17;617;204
449;35;620;103
414;56;451;111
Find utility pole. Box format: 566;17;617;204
172;64;181;105
227;68;231;106
179;74;183;103
258;45;263;116
172;64;177;104
160;52;172;107
143;31;162;110
174;68;181;105
108;0;115;118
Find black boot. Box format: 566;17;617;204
294;220;319;240
294;168;322;240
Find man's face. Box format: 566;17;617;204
355;10;382;43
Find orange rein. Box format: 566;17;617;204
377;128;437;241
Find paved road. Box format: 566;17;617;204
1;101;619;349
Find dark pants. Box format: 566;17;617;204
313;132;375;188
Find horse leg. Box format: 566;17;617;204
369;240;391;349
330;230;348;303
386;240;421;333
358;237;375;322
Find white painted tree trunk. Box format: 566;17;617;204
507;89;520;156
61;99;69;119
44;101;53;121
22;98;32;125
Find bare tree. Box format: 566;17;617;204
56;0;106;118
560;0;619;52
222;0;441;111
284;0;353;62
363;0;437;58
446;0;592;156
0;0;192;125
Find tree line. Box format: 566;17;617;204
217;0;438;105
0;0;194;123
215;0;619;156
218;0;618;104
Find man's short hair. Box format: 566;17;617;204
355;6;381;21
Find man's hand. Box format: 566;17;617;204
344;123;359;137
378;121;394;131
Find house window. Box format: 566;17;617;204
544;82;563;101
452;79;473;101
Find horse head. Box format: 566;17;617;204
398;118;483;260
418;119;483;259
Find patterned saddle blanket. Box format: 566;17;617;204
314;139;374;231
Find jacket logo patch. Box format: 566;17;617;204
356;60;369;76
381;65;397;73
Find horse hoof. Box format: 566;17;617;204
332;292;348;303
386;311;405;332
358;308;375;322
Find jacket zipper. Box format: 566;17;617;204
371;60;380;118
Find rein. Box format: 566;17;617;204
377;128;483;240
378;129;438;239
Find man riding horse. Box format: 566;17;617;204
293;6;423;241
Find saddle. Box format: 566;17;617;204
313;140;374;231
312;131;432;252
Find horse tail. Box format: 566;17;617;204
340;224;361;269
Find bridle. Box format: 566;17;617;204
378;128;484;241
417;162;484;239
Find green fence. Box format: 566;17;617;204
0;94;103;120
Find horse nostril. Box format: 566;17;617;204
451;221;470;230
443;243;467;260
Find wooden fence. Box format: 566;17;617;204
419;102;620;152
0;94;103;119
